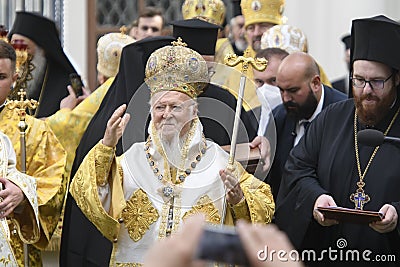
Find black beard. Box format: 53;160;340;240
284;89;318;120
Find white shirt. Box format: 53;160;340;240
256;83;282;136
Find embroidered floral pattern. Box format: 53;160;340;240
183;195;221;224
122;189;159;242
116;263;142;267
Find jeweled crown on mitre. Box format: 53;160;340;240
261;24;308;53
182;0;226;27
145;38;209;99
241;0;286;28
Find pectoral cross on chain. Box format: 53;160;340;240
350;190;370;210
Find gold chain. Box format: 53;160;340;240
354;106;400;181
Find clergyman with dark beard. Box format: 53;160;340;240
275;15;400;267
265;52;346;200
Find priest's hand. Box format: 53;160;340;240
60;85;90;110
219;169;244;205
250;136;271;172
313;194;339;227
0;177;24;218
370;204;398;233
102;104;130;148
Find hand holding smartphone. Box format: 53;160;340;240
69;73;84;97
194;224;250;266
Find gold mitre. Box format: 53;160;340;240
97;28;135;78
145;38;209;99
241;0;286;28
261;24;308;53
182;0;226;26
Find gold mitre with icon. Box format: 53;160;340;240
261;24;308;53
97;28;135;78
145;38;209;99
241;0;286;28
182;0;226;26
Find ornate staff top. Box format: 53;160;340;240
6;89;39;130
223;51;267;171
224;51;268;74
119;25;128;35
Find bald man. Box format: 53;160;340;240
267;52;346;199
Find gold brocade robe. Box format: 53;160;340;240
46;77;114;167
215;38;235;64
44;77;113;250
0;106;67;266
70;121;275;265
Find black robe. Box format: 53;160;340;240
198;83;256;146
267;86;347;200
9;11;78;118
275;99;400;267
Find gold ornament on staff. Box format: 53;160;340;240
223;51;267;171
6;89;39;173
219;51;267;226
13;40;28;73
5;89;38;267
119;25;128;35
10;41;34;98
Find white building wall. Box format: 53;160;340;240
63;0;88;87
284;0;400;82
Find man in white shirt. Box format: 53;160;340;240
265;52;346;199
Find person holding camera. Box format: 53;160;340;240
144;214;303;267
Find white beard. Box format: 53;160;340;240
159;131;187;169
26;46;47;99
235;38;247;52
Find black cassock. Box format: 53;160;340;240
9;11;78;118
275;99;400;267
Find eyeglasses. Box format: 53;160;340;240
351;72;393;90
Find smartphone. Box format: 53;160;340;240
194;224;250;266
69;73;84;97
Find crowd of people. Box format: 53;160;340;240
0;0;399;266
